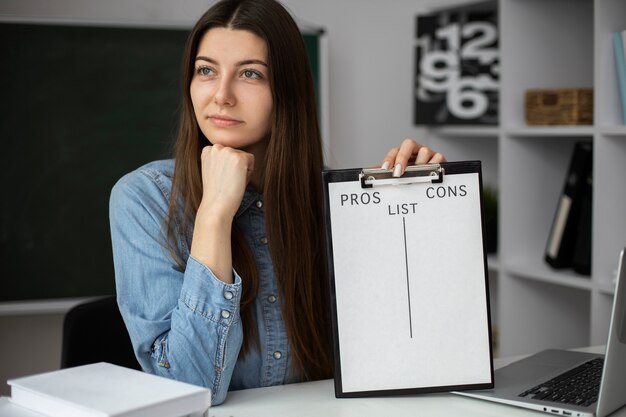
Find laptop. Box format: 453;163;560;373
453;247;626;417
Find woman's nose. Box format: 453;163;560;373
214;77;235;106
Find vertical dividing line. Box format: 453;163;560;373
403;217;413;339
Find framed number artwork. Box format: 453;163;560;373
414;6;499;125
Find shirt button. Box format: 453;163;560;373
221;310;231;319
223;291;234;300
273;351;282;360
268;295;277;303
260;237;268;245
256;200;263;208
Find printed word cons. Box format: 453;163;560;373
426;185;467;199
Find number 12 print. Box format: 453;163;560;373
414;9;499;125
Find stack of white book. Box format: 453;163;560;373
1;362;211;417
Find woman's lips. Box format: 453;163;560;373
209;114;243;127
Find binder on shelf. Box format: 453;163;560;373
572;167;592;275
614;30;626;124
323;161;493;398
544;141;593;272
7;362;211;417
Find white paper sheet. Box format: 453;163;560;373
328;172;491;393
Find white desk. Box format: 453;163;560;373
2;347;624;417
210;346;626;417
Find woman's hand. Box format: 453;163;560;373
381;139;445;177
190;144;254;283
197;144;254;220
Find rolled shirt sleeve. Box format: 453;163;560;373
109;161;243;405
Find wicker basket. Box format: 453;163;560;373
525;88;593;125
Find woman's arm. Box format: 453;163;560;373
109;164;242;406
190;145;254;284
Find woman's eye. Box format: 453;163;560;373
196;66;214;76
242;69;261;79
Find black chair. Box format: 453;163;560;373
61;295;141;370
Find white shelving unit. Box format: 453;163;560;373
426;0;626;357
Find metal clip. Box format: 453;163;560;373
359;164;444;188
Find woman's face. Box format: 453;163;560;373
190;28;273;150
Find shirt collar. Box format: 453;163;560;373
236;186;262;218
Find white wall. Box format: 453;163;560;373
0;0;467;395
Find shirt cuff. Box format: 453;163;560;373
179;255;243;326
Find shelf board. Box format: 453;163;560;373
596;282;616;296
598;126;626;137
503;261;594;291
504;126;595;137
595;271;618;295
427;126;500;138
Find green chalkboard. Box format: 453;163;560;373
302;32;320;113
0;23;321;302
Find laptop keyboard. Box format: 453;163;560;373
518;357;604;407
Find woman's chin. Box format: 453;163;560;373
206;134;267;151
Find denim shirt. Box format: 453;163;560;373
109;159;298;406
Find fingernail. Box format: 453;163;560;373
393;163;402;178
381;161;390;170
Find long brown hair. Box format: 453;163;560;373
165;0;332;380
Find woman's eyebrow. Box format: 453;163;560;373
237;59;268;67
195;56;216;64
195;56;268;67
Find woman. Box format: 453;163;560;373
109;0;444;406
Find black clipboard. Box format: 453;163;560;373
322;161;494;398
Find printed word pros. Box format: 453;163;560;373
340;191;381;206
